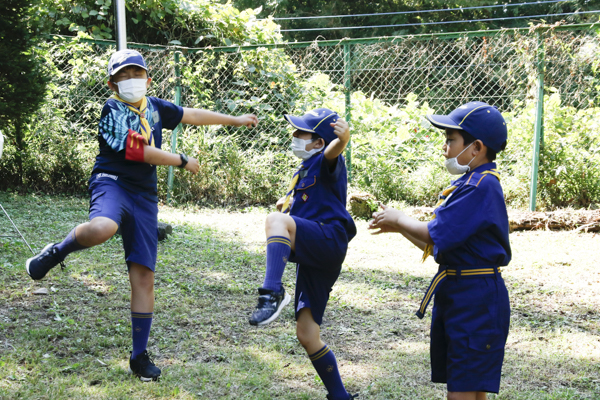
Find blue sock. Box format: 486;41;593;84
131;312;153;359
262;236;291;292
55;228;88;261
309;344;349;400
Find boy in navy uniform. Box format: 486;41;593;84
369;102;511;400
249;108;358;400
25;49;258;381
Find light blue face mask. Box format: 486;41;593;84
291;137;321;160
444;142;475;175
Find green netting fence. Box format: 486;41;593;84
2;24;600;210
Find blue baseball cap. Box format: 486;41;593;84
283;108;339;144
107;49;148;77
426;101;507;152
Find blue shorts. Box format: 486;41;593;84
430;272;510;393
290;217;348;325
88;178;158;272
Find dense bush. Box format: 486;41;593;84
2;28;600;209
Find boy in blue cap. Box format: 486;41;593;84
249;108;358;400
25;49;258;381
369;101;511;400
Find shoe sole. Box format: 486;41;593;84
128;367;160;382
25;243;53;280
256;293;291;326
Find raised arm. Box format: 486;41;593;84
180;108;258;127
324;119;350;166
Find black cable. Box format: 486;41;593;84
266;0;569;21
281;10;599;32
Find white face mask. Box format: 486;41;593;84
444;142;475;175
116;78;147;103
291;137;321;160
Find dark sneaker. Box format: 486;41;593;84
249;287;291;326
327;394;359;400
25;243;64;280
129;350;161;382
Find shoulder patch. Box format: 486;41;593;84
465;170;500;188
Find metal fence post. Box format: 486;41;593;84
343;42;352;181
529;32;545;211
167;51;182;204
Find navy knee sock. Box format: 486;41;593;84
309;344;349;400
262;236;291;292
131;312;153;359
55;228;88;261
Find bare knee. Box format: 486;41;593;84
296;324;315;349
129;264;155;291
81;218;118;245
265;212;285;230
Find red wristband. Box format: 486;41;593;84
125;129;145;162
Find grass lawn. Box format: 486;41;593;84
1;193;599;399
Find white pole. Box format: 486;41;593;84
114;0;127;50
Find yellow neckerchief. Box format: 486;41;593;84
110;94;155;148
281;164;303;214
421;169;500;262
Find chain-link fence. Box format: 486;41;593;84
3;24;599;209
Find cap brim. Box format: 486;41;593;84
426;114;463;131
283;114;315;133
110;63;148;76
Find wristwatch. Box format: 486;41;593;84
178;153;188;169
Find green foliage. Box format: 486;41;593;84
0;0;51;184
36;0;282;47
230;0;596;41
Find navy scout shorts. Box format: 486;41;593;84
290;217;348;325
430;271;510;393
89;178;158;272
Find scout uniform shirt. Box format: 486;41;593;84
289;152;357;243
90;97;183;198
428;162;511;267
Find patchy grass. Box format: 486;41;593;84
0;193;599;399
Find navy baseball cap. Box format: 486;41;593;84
283;108;339;144
426;101;507;151
107;49;148;77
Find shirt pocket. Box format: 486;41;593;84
296;175;317;191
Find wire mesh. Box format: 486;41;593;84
21;26;600;208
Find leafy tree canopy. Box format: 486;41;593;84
0;0;49;137
34;0;282;47
229;0;598;41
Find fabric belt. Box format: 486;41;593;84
415;265;502;319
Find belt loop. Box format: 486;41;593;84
455;265;461;280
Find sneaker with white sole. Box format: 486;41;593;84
25;243;64;280
129;350;161;382
249;287;291;326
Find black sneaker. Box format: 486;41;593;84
25;243;64;280
249;287;291;326
129;350;161;382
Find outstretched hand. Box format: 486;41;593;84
368;204;404;235
235;114;259;128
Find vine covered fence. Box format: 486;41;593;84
2;24;600;210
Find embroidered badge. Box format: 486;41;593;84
283;256;288;263
302;193;309;202
327;365;334;372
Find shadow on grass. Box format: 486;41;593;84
1;194;599;399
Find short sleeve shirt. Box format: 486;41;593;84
90;96;183;197
289;152;357;242
427;163;511;267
